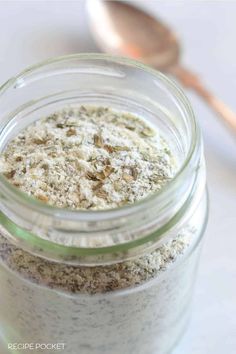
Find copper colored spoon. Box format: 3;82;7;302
87;0;236;133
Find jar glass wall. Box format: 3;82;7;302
0;55;208;354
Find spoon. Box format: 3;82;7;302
87;0;236;133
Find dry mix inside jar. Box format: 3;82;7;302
0;55;208;354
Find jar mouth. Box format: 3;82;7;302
0;53;199;219
0;54;201;263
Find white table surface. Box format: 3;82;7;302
0;1;235;353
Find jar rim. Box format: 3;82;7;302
0;53;199;219
0;53;201;263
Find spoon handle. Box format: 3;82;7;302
168;65;236;133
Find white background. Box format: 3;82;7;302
0;1;235;353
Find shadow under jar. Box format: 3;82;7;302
0;54;208;354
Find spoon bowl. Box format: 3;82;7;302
87;0;180;69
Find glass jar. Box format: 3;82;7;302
0;54;208;354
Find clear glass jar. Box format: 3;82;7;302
0;54;208;354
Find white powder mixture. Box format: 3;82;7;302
0;105;176;210
0;229;193;294
0;105;202;354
